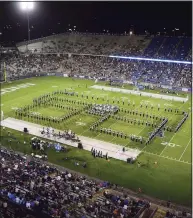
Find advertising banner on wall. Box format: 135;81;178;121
123;80;134;85
161;85;173;89
181;88;190;92
47;72;56;76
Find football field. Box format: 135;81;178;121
1;76;192;206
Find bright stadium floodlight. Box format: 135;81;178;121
20;2;34;11
19;2;34;50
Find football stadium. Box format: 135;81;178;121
0;1;192;218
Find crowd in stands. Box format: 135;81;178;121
0;147;152;218
2;52;192;88
17;33;150;57
2;53;63;79
16;33;192;61
143;36;192;61
1;34;192;87
0;145;191;218
65;55;192;87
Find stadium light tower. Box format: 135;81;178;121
20;2;34;49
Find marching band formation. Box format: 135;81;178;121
87;104;119;116
13;89;188;151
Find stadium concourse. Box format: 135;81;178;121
0;117;141;161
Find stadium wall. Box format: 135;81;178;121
4;70;191;93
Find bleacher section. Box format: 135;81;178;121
2;53;192;88
0;148;150;218
16;34;192;62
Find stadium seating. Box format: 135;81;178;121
2;53;192;88
17;33;151;56
1;34;191;87
0;147;191;218
0;147;151;218
16;33;192;61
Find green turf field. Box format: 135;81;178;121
1;77;192;206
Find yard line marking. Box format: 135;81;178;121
159;101;187;156
179;138;192;161
160;133;176;156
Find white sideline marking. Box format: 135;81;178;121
179;138;192;161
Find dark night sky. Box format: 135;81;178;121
0;1;192;45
